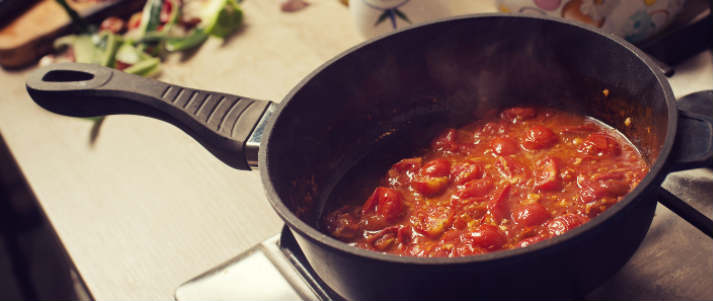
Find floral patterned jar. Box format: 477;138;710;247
495;0;686;43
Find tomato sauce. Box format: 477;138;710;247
323;107;649;257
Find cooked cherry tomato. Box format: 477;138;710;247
579;178;630;203
362;187;403;222
451;160;484;185
512;203;551;226
420;158;451;177
488;184;511;223
324;206;361;240
546;214;588;236
411;159;451;195
490;137;520;155
534;157;561;191
412;176;449;196
522;125;557;150
578;132;621;157
495;156;526;179
463;224;506;250
411;206;453;238
456;178;494;199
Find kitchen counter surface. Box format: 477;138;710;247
0;0;710;299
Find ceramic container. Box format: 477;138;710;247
349;0;452;38
496;0;687;43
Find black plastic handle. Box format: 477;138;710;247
656;90;713;239
667;92;713;172
26;63;272;170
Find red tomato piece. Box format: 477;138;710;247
411;206;453;238
324;206;361;240
451;160;485;185
362;187;403;222
456;178;494;199
411;176;449;196
522;125;558;150
365;227;399;251
100;17;126;34
390;157;422;174
546;214;589;236
490;137;520;155
388;157;422;187
462;224;506;250
420;158;451;177
512;203;551;226
578;133;621;157
495;156;527;180
535;157;561;191
488;184;511;223
433;129;458;152
160;0;174;24
500;107;537;122
579;178;630;203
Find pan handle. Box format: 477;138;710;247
656;90;713;239
26;63;273;170
667;92;713;172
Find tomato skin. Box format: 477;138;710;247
411;159;451;196
451;160;484;185
500;107;537;122
522;125;558;150
463;224;506;250
490;137;520;155
365;225;412;251
390;157;422;174
535;157;561;191
579;175;630;204
411;206;453;238
421;158;451;177
488;184;511;223
324;206;361;240
362;187;403;222
456;178;494;199
411;176;449;196
578;133;621;157
495;156;527;180
512;203;551;226
546;214;589;236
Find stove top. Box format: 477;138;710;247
175;185;713;300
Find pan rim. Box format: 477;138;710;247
259;13;677;265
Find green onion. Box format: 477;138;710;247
165;28;209;52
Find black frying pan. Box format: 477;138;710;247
26;14;713;299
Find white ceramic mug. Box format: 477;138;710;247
349;0;452;38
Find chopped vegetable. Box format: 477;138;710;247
165;28;209;52
201;0;243;38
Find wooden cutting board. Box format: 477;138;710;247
0;0;144;69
